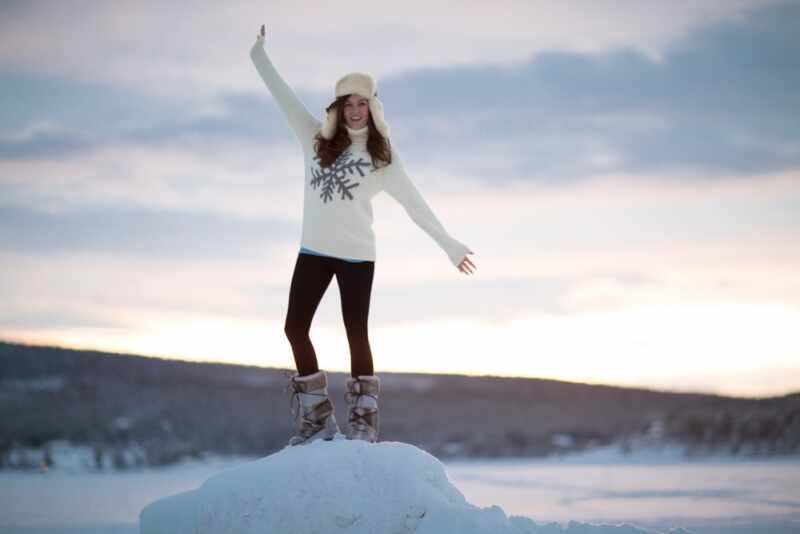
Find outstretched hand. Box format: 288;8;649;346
253;23;266;44
458;252;476;275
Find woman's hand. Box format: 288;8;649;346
254;23;266;45
458;252;476;275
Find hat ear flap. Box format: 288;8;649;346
320;107;338;140
368;97;390;139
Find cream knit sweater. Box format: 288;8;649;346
249;36;472;268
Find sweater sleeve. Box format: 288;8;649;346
381;146;473;268
249;35;320;146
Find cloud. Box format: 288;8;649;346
0;308;125;331
383;1;800;178
0;249;293;327
0;204;292;257
0;0;776;93
2;166;796;330
0;69;286;160
0;141;306;220
1;1;796;180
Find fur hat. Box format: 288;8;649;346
320;72;390;140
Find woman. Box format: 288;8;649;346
249;24;476;447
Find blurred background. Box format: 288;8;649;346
2;2;800;532
1;0;798;398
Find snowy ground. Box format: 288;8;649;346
444;444;800;533
1;442;798;534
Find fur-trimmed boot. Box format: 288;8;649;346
344;375;380;442
285;370;340;446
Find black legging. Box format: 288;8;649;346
284;252;375;378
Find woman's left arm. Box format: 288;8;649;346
381;147;474;271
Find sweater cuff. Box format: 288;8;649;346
442;236;472;268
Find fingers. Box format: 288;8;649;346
458;257;476;275
462;256;476;271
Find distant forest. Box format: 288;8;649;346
2;340;798;471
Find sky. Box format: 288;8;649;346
0;0;798;398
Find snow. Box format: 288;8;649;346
2;440;799;533
449;441;789;466
139;437;692;534
0;375;65;395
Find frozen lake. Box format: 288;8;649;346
1;443;799;534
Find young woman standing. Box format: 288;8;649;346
249;24;476;447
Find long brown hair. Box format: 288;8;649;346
313;94;392;169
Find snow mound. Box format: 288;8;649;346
139;438;693;534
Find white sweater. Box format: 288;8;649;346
249;36;472;268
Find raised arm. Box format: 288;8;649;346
381;146;473;270
249;26;320;145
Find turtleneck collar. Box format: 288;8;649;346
345;124;369;142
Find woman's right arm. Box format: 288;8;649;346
249;26;320;144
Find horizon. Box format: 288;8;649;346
3;337;796;401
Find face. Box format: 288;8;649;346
343;94;370;129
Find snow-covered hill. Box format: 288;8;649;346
140;438;692;534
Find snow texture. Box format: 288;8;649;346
139;438;693;534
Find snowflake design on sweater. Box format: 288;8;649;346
311;150;375;203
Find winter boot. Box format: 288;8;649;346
344;375;380;442
285;370;341;446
